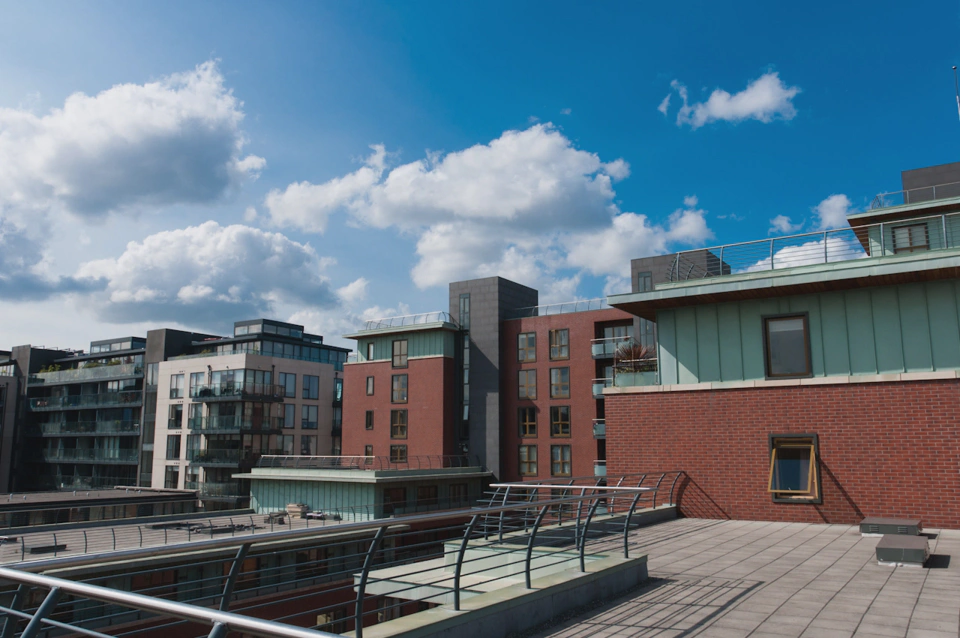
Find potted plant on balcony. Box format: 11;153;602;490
613;342;657;387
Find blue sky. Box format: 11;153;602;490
2;0;959;349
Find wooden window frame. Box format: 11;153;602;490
550;406;571;437
391;374;408;403
364;445;373;464
518;369;537;400
366;376;374;396
518;332;537;362
390;409;407;439
518;407;537;438
549;329;570;361
550;367;570;399
389;444;408;463
550;444;571;477
768;434;821;503
519;445;538;476
762;313;812;379
392;340;408;368
366;342;375;360
365;410;374;430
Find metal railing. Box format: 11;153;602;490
27;364;143;386
28;392;142;411
191;382;285;401
506;298;610;320
592;378;612;398
42;449;139;464
592;419;605;438
590;335;633;358
185;481;245;498
187;449;245;465
362;311;458;331
0;475;681;638
187;416;285;432
871;180;960;209
38;420;140;436
257;454;481;471
668;212;960;282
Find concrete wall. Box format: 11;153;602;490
657;280;960;384
606;378;960;527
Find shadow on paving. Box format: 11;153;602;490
521;575;763;638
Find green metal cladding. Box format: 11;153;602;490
356;330;456;362
657;280;960;384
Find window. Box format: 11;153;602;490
146;363;159;387
768;435;820;502
390;409;407;439
551;445;571;476
279;373;297;398
450;483;468;504
416;485;438;507
300;435;317;455
168;404;183;429
518;407;537;437
549;329;569;360
366;342;375;360
892;223;929;254
164;466;179;489
459;294;471;330
637;271;653;292
518;332;536;362
550;368;570;399
334;378;343;404
392;340;408;368
169;374;184;399
303;375;319;400
187;403;202;428
365;410;374;430
763;315;811;378
392;374;408;403
390;445;408;463
301;405;318;429
518;370;537;399
189;372;204;398
283;404;295;429
366;376;374;396
364;444;373;460
166;435;181;460
383;487;406;514
550;406;570;437
519;445;538;476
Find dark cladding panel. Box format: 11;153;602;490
901;161;960;203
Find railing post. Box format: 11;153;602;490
355;526;387;638
52;534;57;557
497;486;512;543
579;495;602;573
623;491;645;559
112;528;116;550
943;214;949;249
669;472;683;506
879;222;885;256
823;231;828;263
453;514;480;611
20;586;61;638
219;543;250;612
653;473;666;508
0;584;27;638
525;505;549;589
769;238;775;269
718;245;724;275
207;622;228;638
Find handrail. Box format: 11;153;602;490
361;311;458;331
505;298;610;320
256;454;480;471
871;180;960;209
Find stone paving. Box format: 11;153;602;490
534;518;960;638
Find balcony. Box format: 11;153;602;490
187;449;244;466
614;371;658;387
39;420;140;436
28;363;143;386
187;416;284;433
592;378;612;399
29;392;142;411
42;448;139;464
590;337;632;359
190;382;285;402
184;481;245;499
594;460;606;477
592;419;605;439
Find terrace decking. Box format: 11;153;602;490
533;518;960;638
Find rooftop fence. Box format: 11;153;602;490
506;298;610;320
256;454;480;471
870;180;960;209
361;311;458;332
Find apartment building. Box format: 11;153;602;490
605;160;960;528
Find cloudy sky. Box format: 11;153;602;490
2;0;958;350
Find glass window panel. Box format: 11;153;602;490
765;316;810;377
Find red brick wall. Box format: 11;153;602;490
343;357;456;458
500;308;635;482
606;380;960;527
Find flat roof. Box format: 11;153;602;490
344;321;460;340
0;488;195;512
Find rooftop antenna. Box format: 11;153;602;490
954;67;960;121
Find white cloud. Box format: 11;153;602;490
75;221;337;325
815;194;854;230
560;108;572;115
657;94;671;116
603;275;631;297
746;235;866;272
0;60;263;220
665;72;800;130
769;214;802;235
336;277;368;304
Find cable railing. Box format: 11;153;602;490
191;382;285;402
871;180;960;209
256;455;481;471
362;311;458;331
28;392;142;411
668;211;960;282
506;298;610;320
0;477;678;638
27;363;143;386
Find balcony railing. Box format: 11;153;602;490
29;392;142;411
187;449;245;465
184;481;245;498
258;454;480;471
191;382;285;402
362;311;458;331
39;420;140;436
42;448;139;464
668;212;960;282
590;336;633;359
614;370;658;387
592;378;612;399
506;298;609;320
594;460;607;477
187;416;285;432
871;180;960;209
592;419;605;438
28;363;143;386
